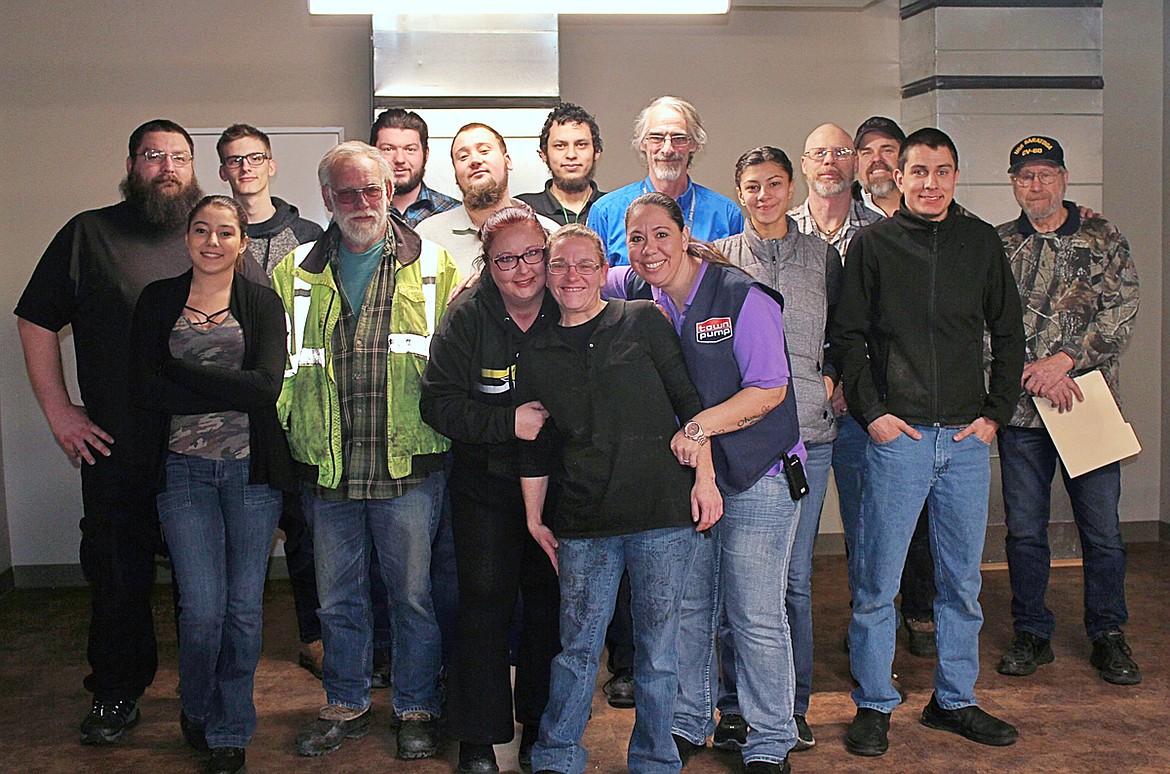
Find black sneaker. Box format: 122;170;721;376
207;746;246;774
518;724;538;772
744;758;790;774
904;617;938;658
844;707;889;757
792;714;815;752
396;711;439;759
997;631;1054;676
295;705;371;756
603;671;635;709
919;694;1018;746
181;709;209;750
713;712;748;750
1091;631;1141;685
458;742;499;773
673;734;705;767
80;698;140;745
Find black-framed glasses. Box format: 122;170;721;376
646;133;691;148
547;259;601;275
138;149;192;166
490;247;546;271
330;185;385;205
223;152;271;169
802;147;856;162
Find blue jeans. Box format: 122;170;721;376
850;428;990;713
302;470;446;715
532;527;697;774
999;426;1127;641
157;454;282;748
831;414;867;592
675;475;800;763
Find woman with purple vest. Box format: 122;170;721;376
605;192;806;774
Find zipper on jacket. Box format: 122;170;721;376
928;223;939;422
324;290;340;480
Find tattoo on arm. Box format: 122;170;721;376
710;404;773;436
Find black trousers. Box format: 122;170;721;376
279;493;322;644
445;468;560;744
79;463;159;701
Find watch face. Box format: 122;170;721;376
685;421;701;437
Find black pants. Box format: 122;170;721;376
900;504;937;621
279;493;322;644
604;573;634;674
446;469;560;744
79;463;159;701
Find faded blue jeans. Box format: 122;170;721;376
531;527;697;774
674;474;801;764
302;470;446;716
158;454;282;748
850;428;990;713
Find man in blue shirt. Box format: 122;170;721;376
587;95;742;266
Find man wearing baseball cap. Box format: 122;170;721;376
852;117;906;218
994;135;1142;685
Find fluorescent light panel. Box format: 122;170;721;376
310;1;729;14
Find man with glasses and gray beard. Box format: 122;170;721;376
587;95;742;266
16;119;203;746
271;141;462;760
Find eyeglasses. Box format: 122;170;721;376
646;133;691;148
1011;169;1062;187
222;152;271;169
138;149;192;166
803;147;856;162
547;259;602;275
330;185;385;205
491;247;546;271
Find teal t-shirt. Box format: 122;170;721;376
338;239;385;310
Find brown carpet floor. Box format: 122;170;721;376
1;543;1167;774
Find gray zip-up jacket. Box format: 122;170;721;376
714;217;843;445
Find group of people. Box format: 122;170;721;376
16;93;1140;774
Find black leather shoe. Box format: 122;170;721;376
518;724;538;772
744;758;790;774
458;742;498;773
792;714;815;752
997;631;1054;676
181;709;209;750
844;708;889;757
80;698;140;745
713;712;748;750
371;646;392;689
673;734;705;767
295;706;371;756
904;617;938;658
207;746;246;774
1091;631;1141;685
603;671;635;709
920;694;1018;746
396;712;439;759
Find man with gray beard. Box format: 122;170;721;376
16;119;202;746
415;122;558;276
851;116;905;218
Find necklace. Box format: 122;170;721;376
183;304;230;328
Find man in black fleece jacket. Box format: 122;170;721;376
831;128;1024;758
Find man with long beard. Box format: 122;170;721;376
518;102;607;226
416;122;558;276
271;141;462;760
16;119;203;746
587;95;742;266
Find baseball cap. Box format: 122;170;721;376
1008;136;1065;172
854;116;906;149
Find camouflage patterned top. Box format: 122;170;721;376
997;201;1139;428
167;313;251;459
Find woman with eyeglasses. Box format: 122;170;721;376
712;147;843;754
419;203;562;774
604;192;806;773
129;195;293;774
518;222;722;774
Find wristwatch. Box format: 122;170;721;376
683;420;708;446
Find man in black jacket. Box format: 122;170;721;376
831;128;1025;758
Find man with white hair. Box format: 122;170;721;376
587;95;742;266
272;141;461;760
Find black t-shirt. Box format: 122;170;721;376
15;202;191;482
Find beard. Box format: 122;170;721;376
863;162;898;198
811;175;850;198
553;166;594;195
650;152;687;183
462;174;508;211
120;171;203;230
394;167;424;197
337;207;388;248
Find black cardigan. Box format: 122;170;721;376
129;269;295;492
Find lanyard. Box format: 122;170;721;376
643;180;697;230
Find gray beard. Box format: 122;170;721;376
120;173;204;230
811;177;850;198
865;177;897;199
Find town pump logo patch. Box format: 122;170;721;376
695;316;733;344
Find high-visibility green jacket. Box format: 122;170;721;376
271;219;461;488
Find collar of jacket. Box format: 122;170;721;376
297;215;421;275
893;200;963;233
1015;200;1081;237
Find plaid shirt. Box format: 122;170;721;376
788;197;881;259
316;228;443;500
396;182;460;228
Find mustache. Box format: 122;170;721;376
653;151;685;163
867;160;894;175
